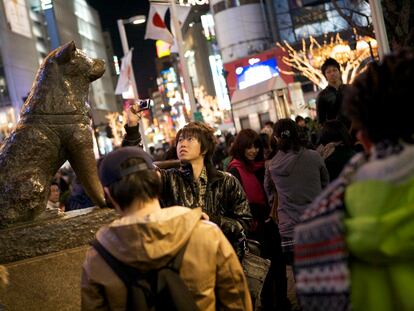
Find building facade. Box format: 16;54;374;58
266;0;371;44
209;0;371;129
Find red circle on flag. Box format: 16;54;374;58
153;13;166;28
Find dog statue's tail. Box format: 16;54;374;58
0;265;9;288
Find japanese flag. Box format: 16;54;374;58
115;49;133;96
144;4;174;45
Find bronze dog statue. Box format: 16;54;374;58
0;41;106;228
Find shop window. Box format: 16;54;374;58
277;13;292;28
240;116;250;130
274;0;289;13
279;28;296;43
259;112;270;129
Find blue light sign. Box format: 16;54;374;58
236;58;279;90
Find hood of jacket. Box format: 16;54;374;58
271;148;304;177
345;175;414;264
96;206;202;271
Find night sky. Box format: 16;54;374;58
86;0;157;98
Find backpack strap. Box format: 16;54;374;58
91;240;153;310
91;239;198;311
169;240;190;272
90;239;136;286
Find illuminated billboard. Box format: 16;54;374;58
156;40;171;58
236;58;279;90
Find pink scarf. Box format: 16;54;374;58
227;159;266;205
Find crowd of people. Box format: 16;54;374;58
36;50;414;310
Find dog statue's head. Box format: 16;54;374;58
22;41;106;116
52;41;106;82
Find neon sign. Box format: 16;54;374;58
236;58;279;90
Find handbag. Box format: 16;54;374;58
242;241;271;310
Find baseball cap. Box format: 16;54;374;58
99;147;155;187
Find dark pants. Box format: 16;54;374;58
251;219;291;311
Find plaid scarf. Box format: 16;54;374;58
294;140;406;311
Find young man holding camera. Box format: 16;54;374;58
123;105;252;257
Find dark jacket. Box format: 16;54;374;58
316;84;350;127
159;163;252;256
121;124;142;148
324;144;356;180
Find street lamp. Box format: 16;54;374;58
117;15;148;150
128;15;146;25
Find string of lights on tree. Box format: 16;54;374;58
276;32;378;89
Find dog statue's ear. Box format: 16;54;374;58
56;41;76;64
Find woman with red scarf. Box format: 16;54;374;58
227;129;268;226
227;129;289;310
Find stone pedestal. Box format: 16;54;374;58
0;208;117;310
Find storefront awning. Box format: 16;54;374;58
231;76;287;104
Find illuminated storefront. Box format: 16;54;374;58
222;48;295;131
156;66;187;143
236;58;280;90
223;48;294;97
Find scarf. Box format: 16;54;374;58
294;140;406;311
227;159;266;205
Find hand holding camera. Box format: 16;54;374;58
127;99;152;127
130;99;152;114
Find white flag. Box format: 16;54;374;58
115;49;133;95
170;5;191;53
145;4;174;45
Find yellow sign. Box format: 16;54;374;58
156;40;171;58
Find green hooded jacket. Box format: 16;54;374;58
345;177;414;311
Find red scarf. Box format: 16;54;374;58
227;159;266;205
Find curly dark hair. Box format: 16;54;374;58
273;118;302;152
230;129;264;164
175;121;217;164
344;48;414;144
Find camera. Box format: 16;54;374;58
138;99;152;111
131;99;152;114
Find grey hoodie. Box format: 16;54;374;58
265;148;329;250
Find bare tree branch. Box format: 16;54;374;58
277;33;376;89
331;0;373;37
381;0;414;48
